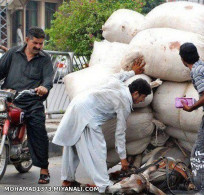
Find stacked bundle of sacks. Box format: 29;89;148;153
64;1;204;167
119;1;204;153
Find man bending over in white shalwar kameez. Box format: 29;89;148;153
52;58;151;193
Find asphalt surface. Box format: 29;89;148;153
0;156;99;195
0;156;199;195
0;120;197;195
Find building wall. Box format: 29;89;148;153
8;0;63;47
32;0;62;30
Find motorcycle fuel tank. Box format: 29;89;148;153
8;107;24;125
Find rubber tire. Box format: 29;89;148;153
14;140;32;173
14;160;32;173
0;144;9;180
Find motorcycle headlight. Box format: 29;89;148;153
0;98;6;112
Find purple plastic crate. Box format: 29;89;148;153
175;97;196;108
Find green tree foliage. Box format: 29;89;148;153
142;0;165;14
45;0;145;59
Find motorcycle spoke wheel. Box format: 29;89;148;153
0;145;8;180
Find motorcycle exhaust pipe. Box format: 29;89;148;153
0;134;6;155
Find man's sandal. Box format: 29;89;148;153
70;181;81;187
38;173;50;184
62;181;81;187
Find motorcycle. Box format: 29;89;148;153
0;89;36;180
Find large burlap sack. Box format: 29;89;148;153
64;66;113;100
127;136;151;155
121;28;204;82
143;2;204;36
103;107;154;150
107;136;151;167
150;119;169;147
152;82;203;132
64;65;155;107
179;140;194;152
102;9;145;44
89;40;128;72
165;126;197;144
125;74;153;108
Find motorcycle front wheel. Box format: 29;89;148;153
14;140;32;173
0;144;9;180
14;160;32;173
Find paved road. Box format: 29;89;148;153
0;156;99;195
0;156;195;195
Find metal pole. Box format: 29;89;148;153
67;52;74;73
0;0;8;46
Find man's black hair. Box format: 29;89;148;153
179;42;199;64
128;78;151;95
27;27;45;39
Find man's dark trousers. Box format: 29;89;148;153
14;95;49;169
191;116;204;191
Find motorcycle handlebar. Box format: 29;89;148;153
15;89;37;100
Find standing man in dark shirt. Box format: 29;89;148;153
0;27;54;184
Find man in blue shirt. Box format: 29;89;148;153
179;43;204;194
